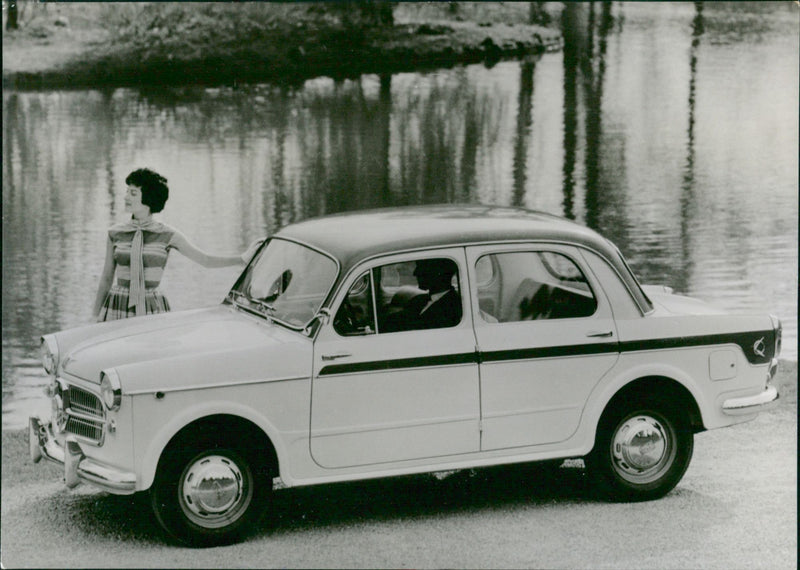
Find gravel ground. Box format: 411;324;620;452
2;361;795;569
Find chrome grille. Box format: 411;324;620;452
67;386;104;417
64;386;105;444
66;415;104;442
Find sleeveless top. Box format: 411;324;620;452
108;219;175;291
100;218;176;320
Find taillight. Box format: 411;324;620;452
770;314;782;358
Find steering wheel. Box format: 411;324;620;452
334;300;358;333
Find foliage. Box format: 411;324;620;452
4;1;561;88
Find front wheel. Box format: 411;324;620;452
587;396;693;501
151;441;268;546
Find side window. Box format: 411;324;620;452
334;271;376;336
477;251;597;323
377;257;462;333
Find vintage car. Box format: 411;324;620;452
30;205;781;546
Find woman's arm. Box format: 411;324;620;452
170;230;256;268
93;237;117;319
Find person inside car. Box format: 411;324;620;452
382;258;462;332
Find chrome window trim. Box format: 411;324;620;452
228;236;342;334
471;247;601;323
327;249;468;339
328;239;652;318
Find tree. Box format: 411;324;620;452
327;1;394;28
529;2;550;26
7;0;19;30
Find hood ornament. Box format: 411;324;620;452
753;337;766;358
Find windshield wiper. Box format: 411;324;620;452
251;298;276;314
229;290;244;300
228;290;249;306
228;290;273;313
228;290;282;323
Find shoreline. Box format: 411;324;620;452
3;13;561;90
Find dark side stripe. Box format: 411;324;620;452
318;329;775;376
319;352;476;376
619;330;774;365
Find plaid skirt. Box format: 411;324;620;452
98;284;171;321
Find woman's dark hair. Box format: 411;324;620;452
125;168;169;213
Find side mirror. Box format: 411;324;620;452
304;308;331;335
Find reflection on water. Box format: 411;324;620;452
2;2;797;429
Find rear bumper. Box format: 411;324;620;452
29;416;136;495
722;382;780;416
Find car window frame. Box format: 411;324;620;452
466;242;607;326
328;248;471;338
227;236;341;333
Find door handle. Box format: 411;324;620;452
587;330;613;338
321;352;352;361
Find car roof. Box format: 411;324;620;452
277;205;619;271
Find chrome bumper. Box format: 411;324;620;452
722;382;780;416
29;416;136;495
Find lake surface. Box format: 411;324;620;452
3;2;797;430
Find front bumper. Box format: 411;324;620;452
29;416;136;495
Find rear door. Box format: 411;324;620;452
466;243;619;451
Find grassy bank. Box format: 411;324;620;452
2;3;562;89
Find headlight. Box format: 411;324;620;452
40;336;58;375
100;370;122;411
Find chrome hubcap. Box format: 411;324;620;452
179;454;251;529
611;415;672;483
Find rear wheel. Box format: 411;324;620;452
150;435;269;546
587;396;693;501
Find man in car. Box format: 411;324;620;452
383;258;462;332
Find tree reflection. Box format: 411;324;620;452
512;60;536;208
561;3;584;220
675;1;705;295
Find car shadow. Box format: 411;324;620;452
258;460;594;536
41;461;594;545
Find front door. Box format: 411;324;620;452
311;249;480;468
467;244;619;451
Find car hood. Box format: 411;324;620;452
58;305;306;383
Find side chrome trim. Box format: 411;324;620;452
722;383;780;416
124;374;309;396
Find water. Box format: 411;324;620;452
3;2;797;430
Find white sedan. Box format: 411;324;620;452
31;205;781;546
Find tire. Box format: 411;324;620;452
587;395;693;502
150;435;269;547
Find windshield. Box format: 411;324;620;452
228;238;338;329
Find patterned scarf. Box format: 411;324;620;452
118;217;165;316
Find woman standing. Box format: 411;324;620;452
93;168;259;321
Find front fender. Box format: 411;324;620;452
136;398;289;491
